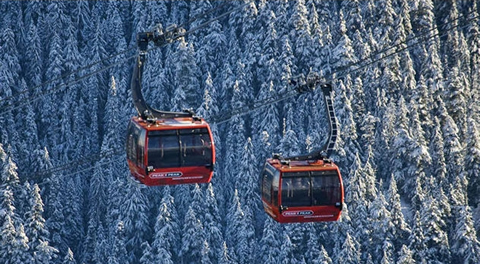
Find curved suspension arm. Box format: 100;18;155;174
282;79;338;161
131;31;194;121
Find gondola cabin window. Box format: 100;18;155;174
262;163;280;206
147;128;212;168
126;122;145;167
179;128;213;167
281;172;310;207
311;170;342;206
281;170;341;207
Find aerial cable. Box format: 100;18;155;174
1;2;236;106
176;1;231;30
21;3;476;183
17;2;254;184
0;52;138;116
211;89;299;125
21;148;124;184
1;1;252;117
0;46;136;107
35;154;125;187
362;8;476;69
183;1;252;36
32;149;121;179
211;11;480;125
144;1;251;48
333;12;479;81
0;2;471;112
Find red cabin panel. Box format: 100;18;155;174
261;158;344;223
127;116;215;186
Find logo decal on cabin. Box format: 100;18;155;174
282;210;314;217
151;172;183;178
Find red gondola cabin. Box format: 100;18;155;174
127;116;215;186
261;158;344;223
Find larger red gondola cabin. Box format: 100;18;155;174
127;116;215;186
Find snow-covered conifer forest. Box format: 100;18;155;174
1;1;480;263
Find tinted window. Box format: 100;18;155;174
262;164;280;206
126;122;141;163
281;173;311;207
311;170;340;206
280;170;340;207
138;129;146;165
148;131;180;168
179;128;212;167
262;165;274;203
147;128;212;168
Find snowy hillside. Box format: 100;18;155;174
1;1;480;263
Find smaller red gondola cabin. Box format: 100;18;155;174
261;80;343;223
127;116;215;186
261;158;344;223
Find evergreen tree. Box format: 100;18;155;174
34;239;60;264
344;154;370;254
409;211;427;263
0;184;33;263
444;66;469;139
62;248;76;264
24;183;58;262
279;233;299;264
438;1;470;77
289;0;311;69
153;186;179;263
259;218;281;264
196;19;227;80
196;72;219;121
437;99;464;185
108;221;128;264
179;206;207;263
465;118;480;207
252;10;281;161
171;38;202;111
119;182;149;263
397;244;415;264
429;117;448;191
223;79;247;198
391;97;431;197
331;10;357;74
237;138;261;234
0;20;22;167
385;174;410;250
451;204;480;264
305;227;332;264
40;1;67;154
420;195;451;263
225;189;249;263
369;189;394;263
336;233;361;264
411;0;445;114
202;183;224;262
83;76;122;263
139;241;155;264
374;96;397;181
411;75;434;137
465;2;480;123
